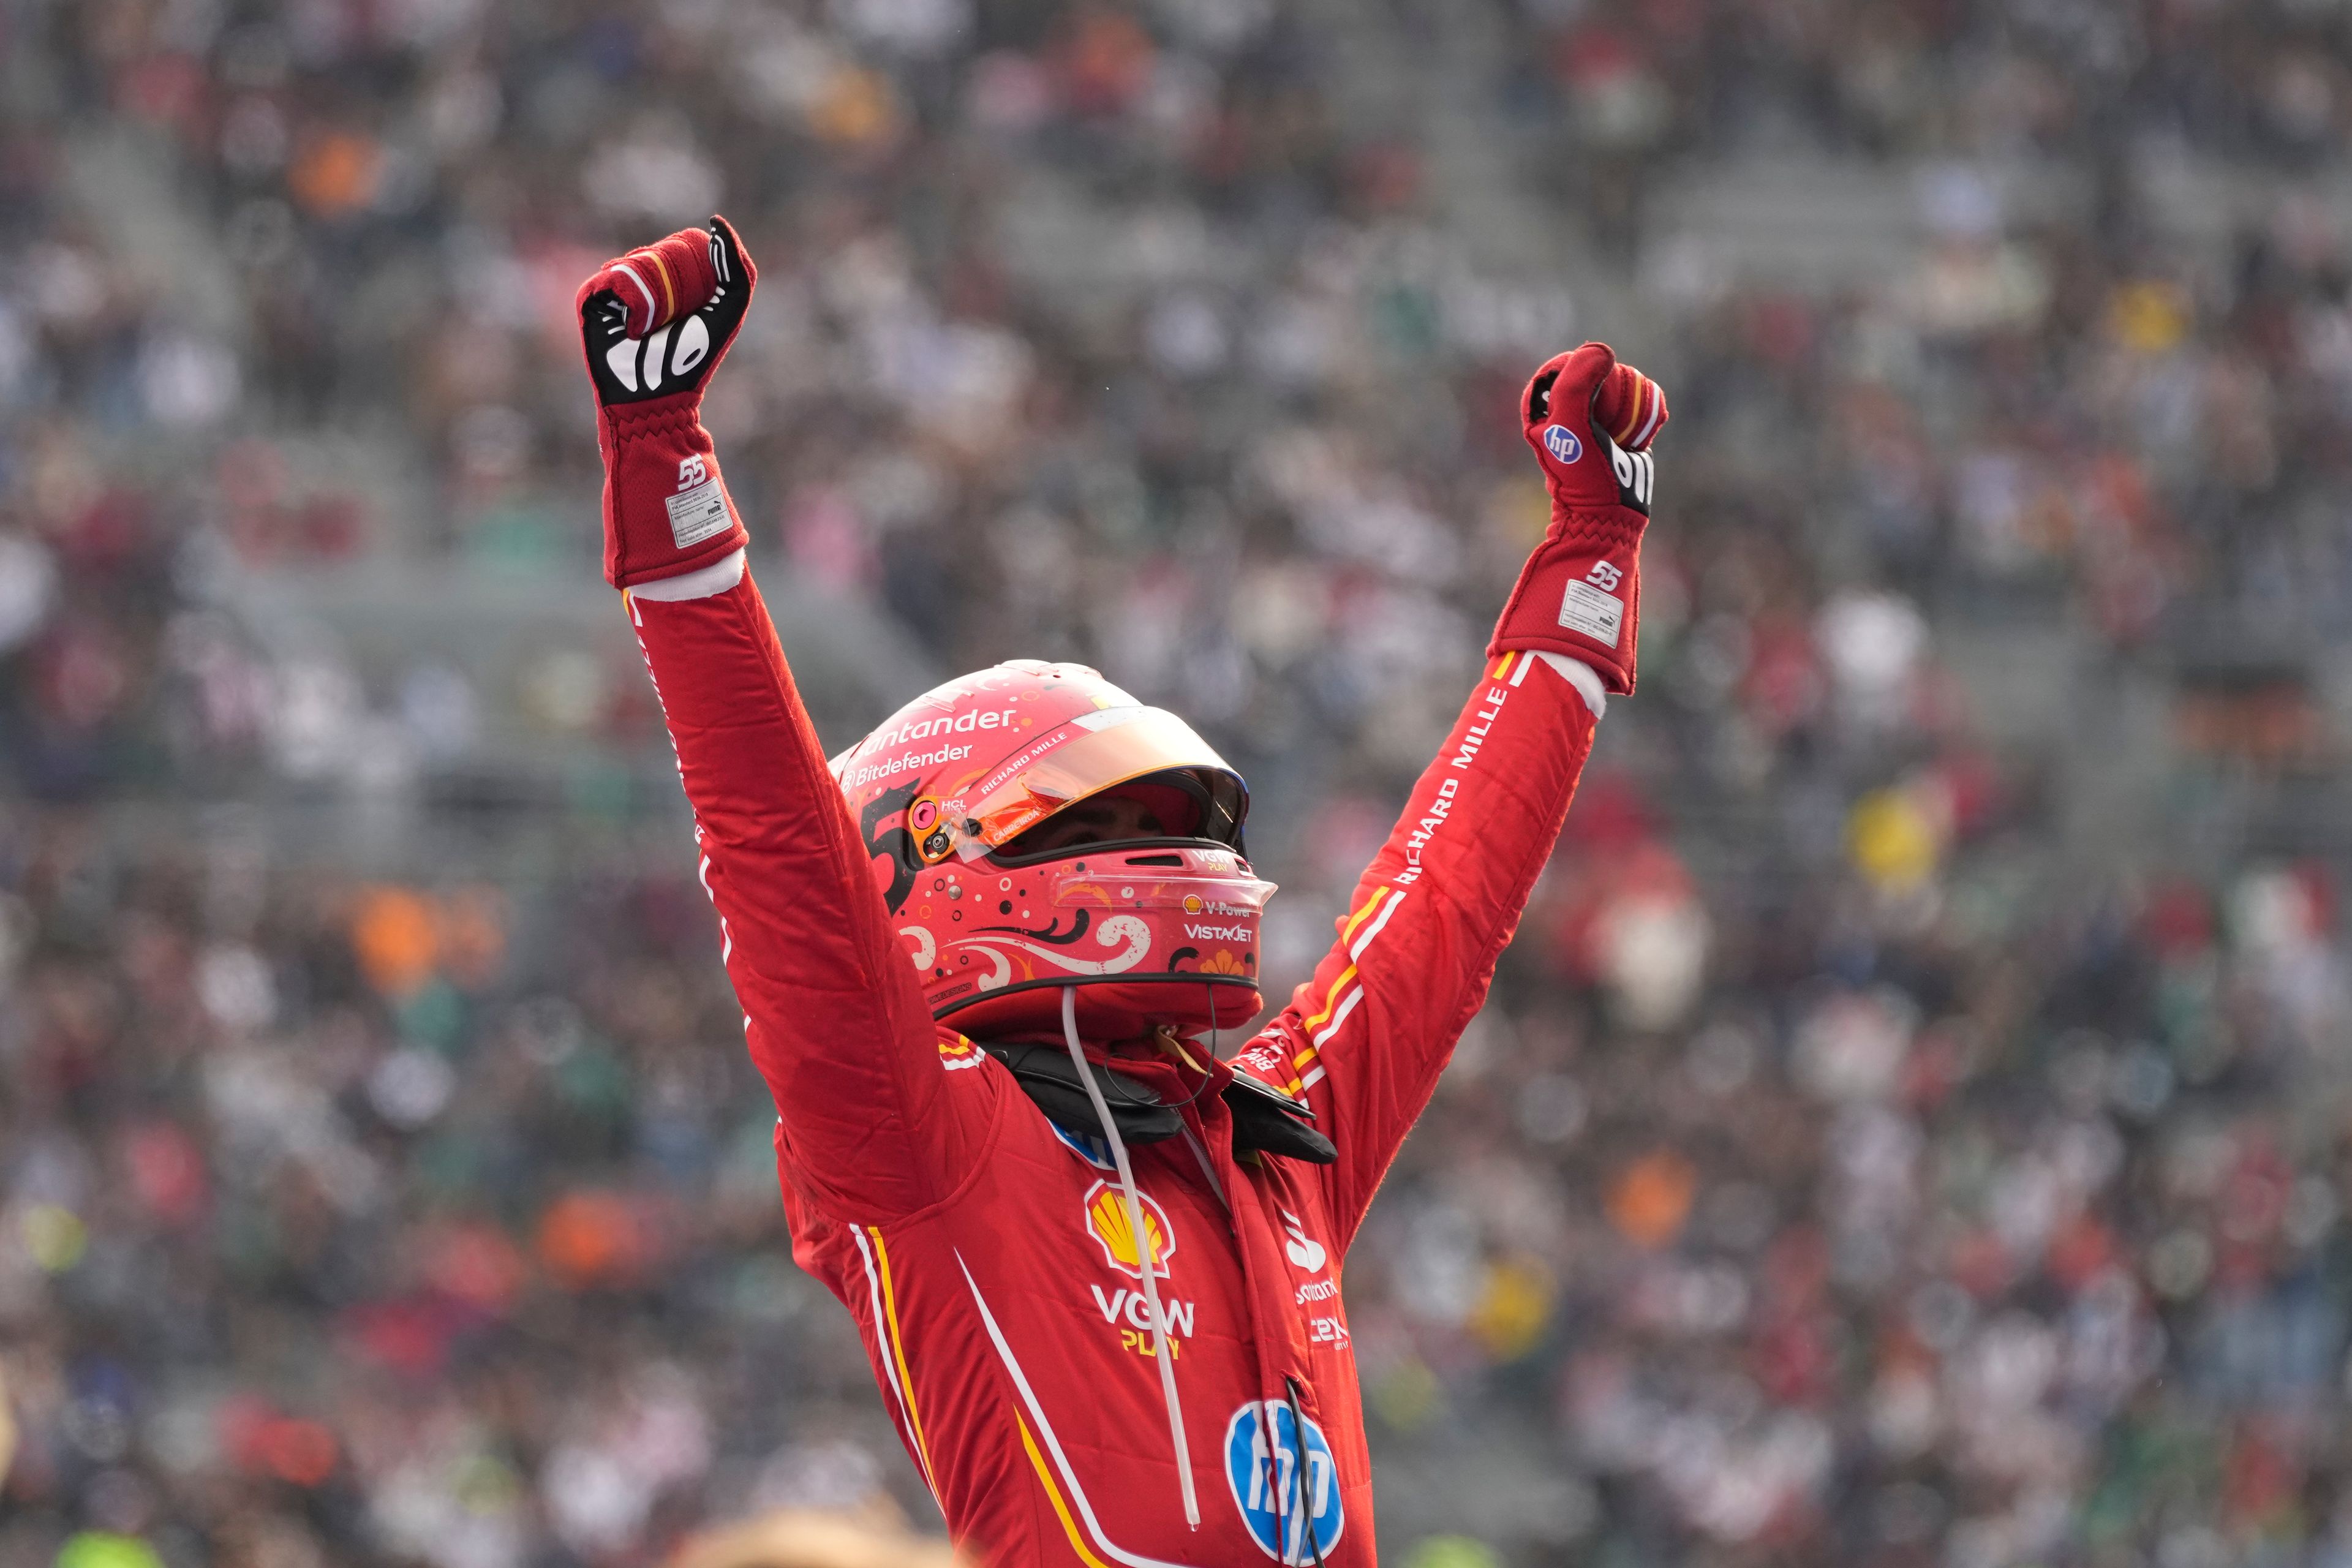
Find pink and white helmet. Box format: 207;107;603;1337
831;660;1272;1041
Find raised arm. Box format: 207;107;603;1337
578;220;996;1219
1234;344;1668;1242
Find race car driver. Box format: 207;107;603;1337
577;218;1667;1566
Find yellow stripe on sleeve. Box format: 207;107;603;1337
1302;965;1357;1035
1283;884;1399;1082
1341;886;1392;944
869;1226;935;1482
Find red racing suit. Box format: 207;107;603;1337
627;570;1602;1565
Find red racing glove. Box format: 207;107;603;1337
575;216;757;589
1487;342;1668;695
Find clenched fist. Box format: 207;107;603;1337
1489;342;1669;695
575;216;758;588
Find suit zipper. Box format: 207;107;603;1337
1283;1374;1329;1567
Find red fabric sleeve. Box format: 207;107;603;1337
625;570;999;1219
1242;649;1598;1245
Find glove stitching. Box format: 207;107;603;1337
1545;509;1643;552
605;399;701;437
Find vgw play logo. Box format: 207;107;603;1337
1224;1402;1343;1563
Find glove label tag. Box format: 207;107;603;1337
1558;577;1624;647
665;473;733;549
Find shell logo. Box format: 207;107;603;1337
1083;1179;1176;1278
1182;894;1204;914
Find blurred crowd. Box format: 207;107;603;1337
7;0;2352;1564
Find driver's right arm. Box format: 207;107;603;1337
579;222;999;1221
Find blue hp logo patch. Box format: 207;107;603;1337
1224;1401;1343;1563
1542;423;1583;464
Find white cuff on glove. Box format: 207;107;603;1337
627;547;746;601
1537;651;1608;718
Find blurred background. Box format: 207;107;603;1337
6;0;2352;1564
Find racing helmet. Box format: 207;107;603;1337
831;660;1272;1041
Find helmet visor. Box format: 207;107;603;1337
1049;863;1276;914
940;706;1245;859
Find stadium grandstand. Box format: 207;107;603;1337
5;1;2352;1563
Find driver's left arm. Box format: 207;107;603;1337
1234;342;1666;1247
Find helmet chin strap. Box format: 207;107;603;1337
1061;986;1200;1528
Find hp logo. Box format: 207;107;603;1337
1225;1401;1344;1564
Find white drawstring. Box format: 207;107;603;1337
1061;986;1200;1528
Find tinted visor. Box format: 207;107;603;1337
998;770;1247;860
1049;862;1275;913
943;707;1247;859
